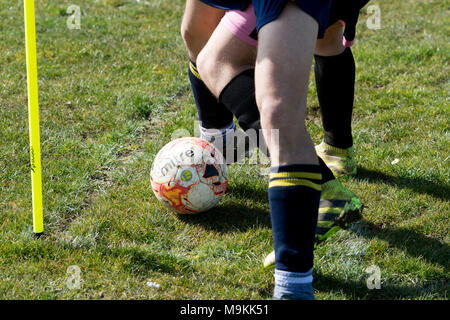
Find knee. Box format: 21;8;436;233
181;18;215;61
315;22;345;56
181;18;201;45
180;23;201;60
196;47;218;91
180;21;192;46
315;40;345;56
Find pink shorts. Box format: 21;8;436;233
221;4;355;48
221;5;258;47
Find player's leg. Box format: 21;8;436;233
180;0;235;143
313;1;370;176
197;6;361;250
196;12;258;133
197;20;257;99
196;5;265;162
255;1;328;300
181;0;225;61
263;21;363;270
196;8;262;160
314;22;357;176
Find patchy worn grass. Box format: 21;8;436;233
0;0;448;299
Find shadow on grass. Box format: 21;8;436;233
178;203;271;234
104;246;194;277
313;270;446;299
226;181;269;202
351;220;450;273
177;181;271;233
256;220;449;299
256;271;446;300
355;167;450;201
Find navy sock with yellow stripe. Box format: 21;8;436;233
269;164;321;272
188;60;234;129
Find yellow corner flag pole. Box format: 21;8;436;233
24;0;44;236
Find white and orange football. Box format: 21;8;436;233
150;137;228;214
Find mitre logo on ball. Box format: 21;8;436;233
150;137;228;214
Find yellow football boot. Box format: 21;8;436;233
315;141;357;177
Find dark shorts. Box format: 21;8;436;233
199;0;250;11
220;0;370;46
200;0;332;37
328;0;370;43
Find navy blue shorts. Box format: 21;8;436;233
328;0;370;43
199;0;250;11
200;0;332;37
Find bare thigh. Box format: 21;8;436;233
256;2;319;166
197;22;257;97
315;21;345;56
181;0;225;61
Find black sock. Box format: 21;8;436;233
314;47;355;149
219;69;268;154
188;60;234;129
219;69;261;132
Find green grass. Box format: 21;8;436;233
0;0;448;299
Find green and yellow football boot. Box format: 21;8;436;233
315;179;363;244
315;141;357;177
263;179;364;269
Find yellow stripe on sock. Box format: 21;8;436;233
319;207;343;214
269;179;321;191
317;220;335;228
270;171;322;181
189;61;201;80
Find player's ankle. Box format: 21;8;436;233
320;141;353;156
199;121;236;143
273;269;315;300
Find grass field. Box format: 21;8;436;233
0;0;448;299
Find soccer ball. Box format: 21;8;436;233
150;137;228;214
